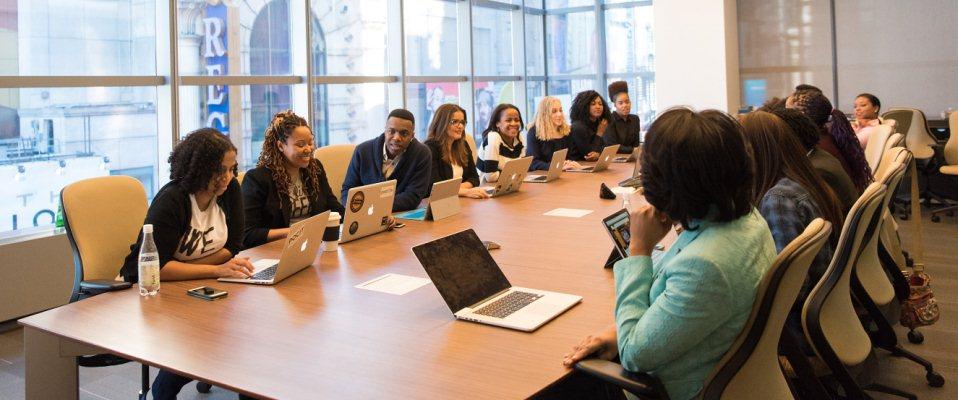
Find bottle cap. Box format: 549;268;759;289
143;224;153;234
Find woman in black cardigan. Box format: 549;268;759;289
424;103;489;199
242;110;345;248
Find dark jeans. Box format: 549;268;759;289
152;369;257;400
531;370;628;400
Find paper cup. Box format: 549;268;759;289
322;211;341;252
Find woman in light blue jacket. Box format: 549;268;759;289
563;108;777;400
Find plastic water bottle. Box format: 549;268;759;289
623;195;632;212
138;224;160;296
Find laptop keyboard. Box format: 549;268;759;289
250;264;278;280
473;291;543;318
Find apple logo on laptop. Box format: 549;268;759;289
300;239;308;252
511;173;517;181
367;205;375;215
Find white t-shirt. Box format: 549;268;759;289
451;163;463;179
173;194;228;261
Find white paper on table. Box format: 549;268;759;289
355;273;432;295
611;186;637;195
543;208;594;218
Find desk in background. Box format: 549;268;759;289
20;163;668;399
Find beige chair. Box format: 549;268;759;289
576;219;833;400
464;133;479;164
929;110;958;222
60;175;150;397
313;144;357;201
881;108;937;160
237;170;246;185
864;124;895;173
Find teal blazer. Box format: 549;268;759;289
613;209;776;400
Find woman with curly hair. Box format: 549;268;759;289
568;90;612;161
526;96;582;171
120;128;255;399
242;110;344;248
787;89;872;191
424;103;489;198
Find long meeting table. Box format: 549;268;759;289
20;161;670;399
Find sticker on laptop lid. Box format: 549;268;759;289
349;191;365;213
380;185;395;198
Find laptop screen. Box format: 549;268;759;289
412;229;511;312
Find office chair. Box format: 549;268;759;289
882;108;938;220
313;144;357;200
863;124;895;173
61;176;151;398
576;219;833;400
802;183;921;399
464;133;479;164
928;110;958;223
237;170;246;185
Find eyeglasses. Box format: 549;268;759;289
449;119;466;126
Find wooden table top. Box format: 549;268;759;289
20;162;670;400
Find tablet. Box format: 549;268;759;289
602;209;632;258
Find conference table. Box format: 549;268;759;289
20;161;668;399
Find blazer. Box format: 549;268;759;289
612;209;776;400
120;179;245;282
241;163;346;249
424;138;480;190
341;134;432;212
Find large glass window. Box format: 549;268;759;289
604;6;654;74
407;82;460;139
311;0;388;76
546;11;596;75
312;83;390;146
472;7;514;77
404;0;460;76
474;81;520;135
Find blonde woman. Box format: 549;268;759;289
526;96;582;171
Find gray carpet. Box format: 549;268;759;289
0;212;955;399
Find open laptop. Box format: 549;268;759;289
219;211;329;285
613;145;642;163
566;144;620;173
340;180;397;243
618;146;643;188
394;177;461;221
413;229;581;332
482;156;533;197
524;148;567;183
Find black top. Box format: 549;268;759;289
120;179;244;282
569;120;604;160
605;112;641;154
424;139;481;189
241;163;345;249
526;126;572;171
341;134;433;212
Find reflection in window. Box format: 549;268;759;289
311;0;388;76
605;6;654;74
472;7;514;77
312;83;389;146
525;12;545;76
546;11;595;75
404;0;459;76
473;81;520;140
407;83;460;139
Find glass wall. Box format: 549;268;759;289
0;0;656;240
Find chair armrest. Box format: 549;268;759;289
574;359;668;399
80;280;133;292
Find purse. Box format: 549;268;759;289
899;158;940;328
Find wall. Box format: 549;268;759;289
0;232;73;322
654;0;740;112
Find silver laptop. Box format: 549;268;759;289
481;156;533;197
394;177;461;221
613;145;642;163
524;148;567;183
618;146;643;187
218;211;328;285
413;229;581;332
567;144;620;173
341;180;397;243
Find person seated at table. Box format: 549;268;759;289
851;93;882;148
477;103;526;183
569;90;612;161
772;108;859;214
119;128;255;400
604;81;641;154
241;110;345;248
341;108;432;212
561;108;776;400
527;96;582;171
787;88;872;192
424;103;488;199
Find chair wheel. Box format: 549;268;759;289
931;215;941;223
927;371;945;387
197;382;212;393
908;330;924;344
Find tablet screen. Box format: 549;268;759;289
602;209;631;258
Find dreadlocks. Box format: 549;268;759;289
256;110;323;207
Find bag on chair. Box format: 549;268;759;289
899;159;940;328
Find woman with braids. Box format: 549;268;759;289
120;128;255;399
787;89;872;191
242;110;344;248
568;90;612;161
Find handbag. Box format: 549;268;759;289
899;158;940;328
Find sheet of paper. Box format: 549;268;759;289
611;186;637;195
543;208;594;218
355;273;431;295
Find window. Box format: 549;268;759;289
604;6;654;74
546;11;596;75
312;83;390;146
472;7;514;77
404;0;460;76
407;82;460;139
311;0;388;76
474;81;519;135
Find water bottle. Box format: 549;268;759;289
138;224;160;296
623;195;632;212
